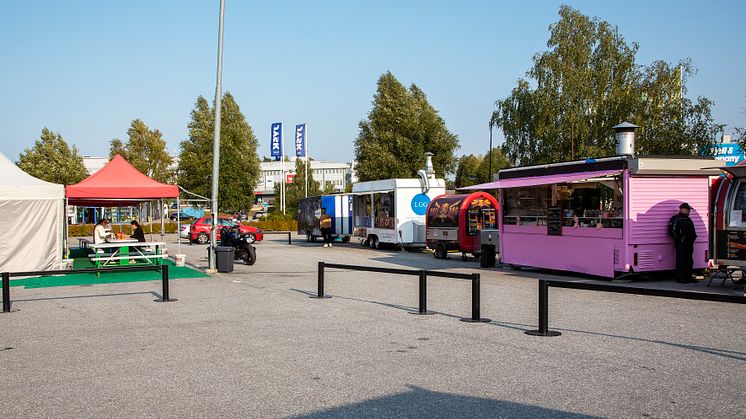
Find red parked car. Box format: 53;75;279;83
189;217;264;244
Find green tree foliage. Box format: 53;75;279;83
17;128;87;185
454;148;513;188
354;72;460;181
454;154;482;188
477;147;512;183
322;181;336;194
272;159;322;215
178;92;260;211
492;6;724;166
109;119;174;182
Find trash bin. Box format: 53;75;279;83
480;244;496;268
215;246;235;273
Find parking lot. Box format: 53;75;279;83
2;233;745;418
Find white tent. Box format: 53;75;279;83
0;152;65;273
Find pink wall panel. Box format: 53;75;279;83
628;177;709;245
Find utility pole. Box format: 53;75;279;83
209;0;225;271
488;124;493;181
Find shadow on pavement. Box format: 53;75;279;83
291;385;597;418
291;288;746;362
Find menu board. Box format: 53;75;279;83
547;206;563;236
716;229;746;261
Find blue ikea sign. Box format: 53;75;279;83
411;194;431;216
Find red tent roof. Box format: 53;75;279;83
66;154;179;206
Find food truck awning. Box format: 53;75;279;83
460;169;623;190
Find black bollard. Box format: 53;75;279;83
311;261;331;299
413;270;434;315
288;232;292;245
460;273;491;323
2;272;10;313
525;280;561;336
155;264;177;302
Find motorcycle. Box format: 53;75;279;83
220;226;257;265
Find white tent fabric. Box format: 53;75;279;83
0;153;65;273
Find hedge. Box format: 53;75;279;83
244;219;297;232
67;222;180;237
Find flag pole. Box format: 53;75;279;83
281;124;286;215
305;123;309;198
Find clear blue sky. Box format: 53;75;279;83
1;0;744;164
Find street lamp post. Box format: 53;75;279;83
209;0;225;271
488;124;493;182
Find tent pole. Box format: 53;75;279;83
160;198;165;241
149;201;154;242
177;196;181;255
64;198;69;259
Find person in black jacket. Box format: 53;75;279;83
668;203;697;283
130;220;146;242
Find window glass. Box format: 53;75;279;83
502;177;623;228
728;181;746;227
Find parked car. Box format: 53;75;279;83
170;211;196;222
189;217;263;244
179;223;190;239
233;211;250;221
252;211;267;221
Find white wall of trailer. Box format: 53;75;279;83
352;178;446;246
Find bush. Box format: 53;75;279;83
67;222;180;237
245;219;297;232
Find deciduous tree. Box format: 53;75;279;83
354;72;459;181
109;119;174;182
17;128;87;185
178;93;260;211
492;6;723;165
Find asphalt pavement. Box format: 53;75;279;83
2;234;744;418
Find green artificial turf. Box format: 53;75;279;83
10;258;208;289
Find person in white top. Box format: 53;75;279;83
93;219;112;244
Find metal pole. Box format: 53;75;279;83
176;196;181;255
281;125;286;215
156;264;176;303
160;198;165;241
413;270;433;315
311;261;331;298
460;273;490;323
287;231;291;245
2;272;10;313
305;123;309;198
525;280;561;336
472;273;480;320
209;0;225;270
488;125;493;181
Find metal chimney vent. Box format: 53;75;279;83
613;122;639;156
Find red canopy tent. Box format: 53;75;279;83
66;154;179;206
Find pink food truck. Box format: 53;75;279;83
468;124;720;279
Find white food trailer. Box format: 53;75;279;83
352;153;446;249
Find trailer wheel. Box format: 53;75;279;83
370;236;380;249
434;242;447;259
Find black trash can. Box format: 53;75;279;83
480;244;496;268
215;246;235;273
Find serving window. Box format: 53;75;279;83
726;180;746;229
502;177;623;229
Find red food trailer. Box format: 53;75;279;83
426;192;498;259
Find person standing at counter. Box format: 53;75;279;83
668;203;697;283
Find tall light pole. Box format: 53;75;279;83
209;0;225;270
488;123;493;182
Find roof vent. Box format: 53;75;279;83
613;122;639;156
